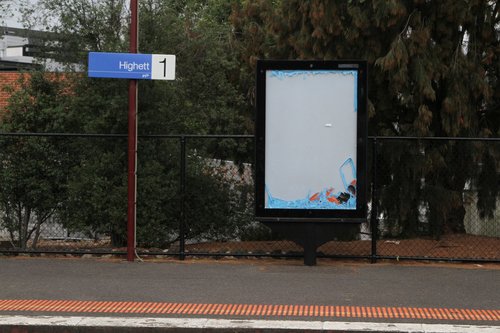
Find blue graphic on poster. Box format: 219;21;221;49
266;158;357;209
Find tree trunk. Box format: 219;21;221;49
32;218;43;249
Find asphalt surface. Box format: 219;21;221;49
0;256;499;331
1;257;499;309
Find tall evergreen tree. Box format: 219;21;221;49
231;0;499;237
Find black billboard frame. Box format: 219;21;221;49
255;60;368;223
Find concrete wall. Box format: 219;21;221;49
464;192;500;237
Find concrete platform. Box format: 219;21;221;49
0;257;498;332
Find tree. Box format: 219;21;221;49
8;0;254;248
0;72;74;249
231;0;499;237
134;0;254;245
13;0;132;246
59;77;130;246
21;0;129;60
137;0;249;137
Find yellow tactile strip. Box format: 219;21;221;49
0;300;498;321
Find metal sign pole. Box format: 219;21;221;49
87;6;174;263
127;0;139;262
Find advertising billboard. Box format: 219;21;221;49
255;60;367;222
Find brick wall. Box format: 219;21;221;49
0;72;24;112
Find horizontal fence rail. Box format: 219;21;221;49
0;132;498;263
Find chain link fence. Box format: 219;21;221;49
373;137;499;261
0;133;498;262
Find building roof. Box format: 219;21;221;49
0;26;61;71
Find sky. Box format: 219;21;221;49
2;0;37;28
3;15;23;28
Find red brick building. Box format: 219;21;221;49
0;72;24;111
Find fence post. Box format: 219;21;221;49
370;138;378;263
179;136;186;260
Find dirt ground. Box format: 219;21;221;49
184;234;500;260
5;233;499;261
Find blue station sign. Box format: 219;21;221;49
88;52;176;80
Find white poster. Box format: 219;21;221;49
265;70;358;210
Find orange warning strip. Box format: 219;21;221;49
0;299;498;322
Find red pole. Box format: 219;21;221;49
127;0;138;262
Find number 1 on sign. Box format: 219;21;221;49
151;54;176;80
159;58;167;77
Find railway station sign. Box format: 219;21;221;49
88;52;176;80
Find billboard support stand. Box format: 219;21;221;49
263;221;361;266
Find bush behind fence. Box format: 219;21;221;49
0;133;498;262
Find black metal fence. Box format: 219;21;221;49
0;133;498;262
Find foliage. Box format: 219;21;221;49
184;156;254;242
21;0;129;61
0;0;254;248
134;139;181;248
0;72;73;248
134;0;254;245
231;0;499;238
477;147;499;219
4;0;496;248
59;140;127;246
137;0;252;165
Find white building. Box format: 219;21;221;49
0;26;40;70
0;26;76;71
